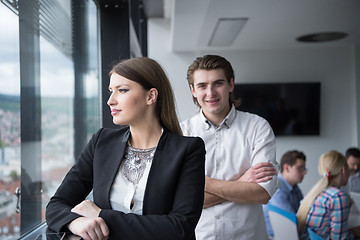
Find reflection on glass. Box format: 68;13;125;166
0;0;100;238
0;3;21;239
39;35;75;221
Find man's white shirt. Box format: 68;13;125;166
181;106;280;240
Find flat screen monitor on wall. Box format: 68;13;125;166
233;82;321;136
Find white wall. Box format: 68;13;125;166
354;45;360;145
148;18;358;194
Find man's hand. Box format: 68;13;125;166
203;163;276;208
68;217;109;240
72;200;101;219
238;162;276;183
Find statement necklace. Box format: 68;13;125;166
122;143;156;185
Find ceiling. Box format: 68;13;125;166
155;0;360;52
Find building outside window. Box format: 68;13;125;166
0;0;101;239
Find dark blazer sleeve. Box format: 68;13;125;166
46;128;205;240
45;128;104;232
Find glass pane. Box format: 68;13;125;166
39;35;75;220
0;4;21;239
39;0;101;230
85;4;101;138
0;0;100;238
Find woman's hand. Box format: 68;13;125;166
72;200;102;219
69;200;108;239
68;217;109;240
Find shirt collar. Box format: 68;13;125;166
279;174;294;193
199;105;237;130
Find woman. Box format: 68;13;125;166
46;57;206;240
297;150;360;239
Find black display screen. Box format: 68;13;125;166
234;82;320;136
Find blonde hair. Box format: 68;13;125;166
297;150;347;233
110;57;182;136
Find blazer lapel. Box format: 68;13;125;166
101;128;130;208
142;130;168;214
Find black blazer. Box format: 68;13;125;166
46;126;205;240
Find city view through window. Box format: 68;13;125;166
0;4;21;238
0;1;100;239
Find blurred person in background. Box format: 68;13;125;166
263;150;307;238
297;150;360;239
342;147;360;193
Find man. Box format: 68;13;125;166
342;147;360;192
181;55;280;240
263;150;307;237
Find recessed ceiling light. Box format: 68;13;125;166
296;32;348;43
208;18;248;47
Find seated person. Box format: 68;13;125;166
45;57;206;240
342;147;360;193
297;150;360;239
263;150;307;237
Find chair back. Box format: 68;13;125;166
308;229;324;240
267;203;299;240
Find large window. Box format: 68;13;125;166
0;0;100;238
0;3;21;238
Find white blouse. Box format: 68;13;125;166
110;144;156;215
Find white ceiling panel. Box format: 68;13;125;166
170;0;360;52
